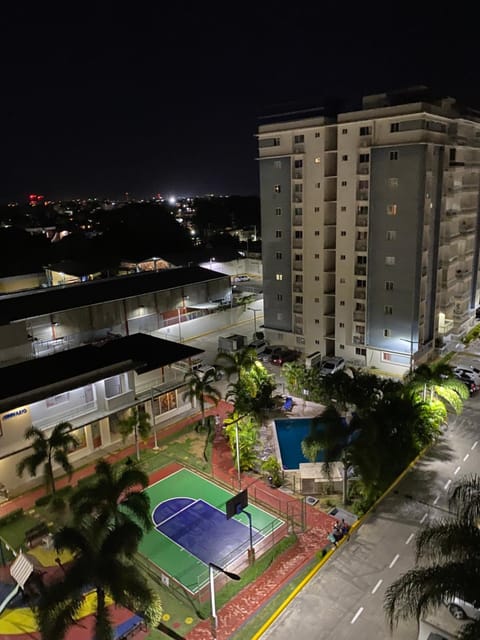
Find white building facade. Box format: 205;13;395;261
258;89;480;374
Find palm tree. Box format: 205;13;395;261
301;405;359;504
17;422;79;495
36;515;162;640
118;406;151;461
69;459;151;531
183;369;221;460
215;347;258;380
384;474;480;640
405;361;468;414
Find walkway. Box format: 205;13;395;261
0;400;336;640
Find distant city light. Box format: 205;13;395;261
168;196;176;205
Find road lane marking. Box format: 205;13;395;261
472;441;478;450
420;513;428;524
351;607;364;624
371;579;383;594
444;479;452;490
433;495;440;505
463;453;470;462
389;554;400;568
454;466;461;475
405;533;414;545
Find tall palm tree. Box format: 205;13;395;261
69;459;151;531
17;422;79;495
405;361;468;414
183;369;221;460
118;405;152;461
36;515;162;640
215;346;258;381
384;474;480;640
301;405;360;504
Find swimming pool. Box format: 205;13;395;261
274;417;327;470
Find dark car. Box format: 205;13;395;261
271;348;298;366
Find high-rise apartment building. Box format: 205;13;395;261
258;88;480;374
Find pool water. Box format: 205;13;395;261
274;417;327;470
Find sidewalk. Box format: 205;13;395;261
0;401;336;640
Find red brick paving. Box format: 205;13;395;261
0;400;336;640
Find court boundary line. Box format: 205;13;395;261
152;497;200;527
148;466;285;530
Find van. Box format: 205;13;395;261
305;351;322;369
248;339;267;355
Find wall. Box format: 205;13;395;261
0;273;45;293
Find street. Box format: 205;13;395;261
260;392;480;639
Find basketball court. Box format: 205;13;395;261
140;468;285;593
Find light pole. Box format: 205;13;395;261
209;562;241;637
247;307;257;339
235;422;241;489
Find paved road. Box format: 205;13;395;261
260;393;480;640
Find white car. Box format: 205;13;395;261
453;367;480;387
444;596;480;620
233;275;250;282
318;356;346;376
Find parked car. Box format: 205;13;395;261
318;356;346;376
196;365;224;381
453;366;480;386
444;596;480;620
271;348;298;366
248;339;267;355
233;275;250;282
453;371;478;396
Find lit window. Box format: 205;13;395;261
387;204;398;216
276;273;283;281
314;157;321;163
274;184;281;193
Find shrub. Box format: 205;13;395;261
260;456;283;487
0;508;24;527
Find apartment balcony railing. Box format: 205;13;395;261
293;143;305;153
293;304;303;314
353;311;366;322
357;166;369;175
353;336;365;345
355;215;368;227
293;195;303;203
460;223;475;235
292;239;303;249
293;262;303;271
292;170;303;179
293;285;303;293
355;265;367;276
355;240;368;252
356;191;369;201
354;288;366;299
293;215;303;226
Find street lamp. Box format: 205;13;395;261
209;562;241;637
247;307;257;338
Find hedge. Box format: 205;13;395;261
0;508;24;527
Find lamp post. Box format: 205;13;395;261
235;422;241;489
247;307;257;339
209;562;241;637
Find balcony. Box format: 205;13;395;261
460;223;475;235
356;192;369;201
355;240;368;252
292;239;303;249
293;303;303;314
293;195;303;203
353;311;366;322
292;169;303;180
355;215;368;227
293;262;303;271
293;215;303;226
354;288;366;299
357;165;369;175
355;265;367;276
293;143;305;154
353;336;365;345
293;285;303;293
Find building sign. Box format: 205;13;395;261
0;406;30;437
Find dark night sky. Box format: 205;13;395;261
1;4;479;203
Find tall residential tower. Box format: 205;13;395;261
258;89;480;374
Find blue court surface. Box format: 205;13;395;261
153;497;263;566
